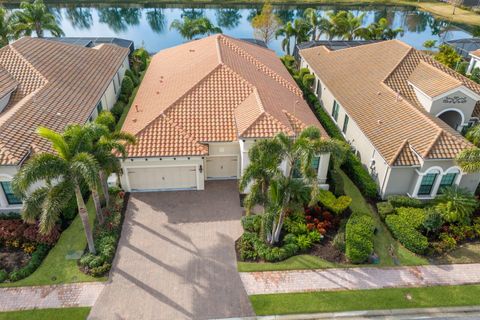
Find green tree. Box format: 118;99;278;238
251;1;281;45
356;18;403;40
423;39;437;49
456;146;480;173
330;11;365;41
0;7;13;47
275;19;309;55
239;139;282;215
434;44;462;69
170;16;222;40
13;127;99;253
434;186;478;225
11;0;64;38
303;8;322;41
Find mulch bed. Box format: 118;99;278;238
309;235;347;264
0;248;31;273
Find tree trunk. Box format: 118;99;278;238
74;184;96;254
99;170;110;208
92;189;104;225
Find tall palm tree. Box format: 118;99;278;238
91;111;135;208
13;127;99;253
276;18;310;55
239;139;282;215
170;17;222;40
0;7;13;47
456;124;480;174
330;11;365;41
303;8;321;41
356;18;403;40
11;0;64;38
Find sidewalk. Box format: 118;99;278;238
239;263;480;295
0;282;105;312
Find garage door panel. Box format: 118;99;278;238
206;156;238;179
128;166;197;191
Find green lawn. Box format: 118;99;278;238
0;198;104;287
433;242;480;264
0;308;90;320
339;170;428;267
250;284;480;315
238;170;427;272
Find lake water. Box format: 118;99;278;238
5;4;472;55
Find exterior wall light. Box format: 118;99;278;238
199;165;203;173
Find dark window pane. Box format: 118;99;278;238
293;157;320;178
418;173;438;196
342;115;349;134
1;181;21;205
438;173;457;194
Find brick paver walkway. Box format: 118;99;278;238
240;263;480;295
0;282;105;312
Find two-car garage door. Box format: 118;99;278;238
127;166;197;191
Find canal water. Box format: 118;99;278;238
5;4;472;54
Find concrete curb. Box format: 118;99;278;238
216;306;480;319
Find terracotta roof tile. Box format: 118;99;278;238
301;40;475;166
0;37;129;164
123;34;328;158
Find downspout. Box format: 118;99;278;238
380;165;391;200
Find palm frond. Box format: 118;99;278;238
71;152;99;189
37;126;70;159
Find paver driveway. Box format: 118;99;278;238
89;181;254;320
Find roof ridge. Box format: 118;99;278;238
215;34;223;64
382;46;414;85
423;129;443;158
390;139;409;166
130;63;224;137
8;44;48;84
417;60;462;86
219;35;303;97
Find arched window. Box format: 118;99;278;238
437;168;460;194
418;169;440;196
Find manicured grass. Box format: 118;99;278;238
0;308;90;320
238;254;345;272
250;284;480;315
433;242;480;264
0;198;104;287
339;170;428;267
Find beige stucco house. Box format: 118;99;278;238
0;37;130;211
300;40;480;199
120;34;331;192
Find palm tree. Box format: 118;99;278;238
91;111;135;208
11;0;64;38
13;127;99;253
318;15;336;40
330;11;365;41
170;17;222;40
239;139;282;215
434;186;478;225
276;18;310;55
356;18;403;40
0;7;13;47
456;124;480;174
303;8;321;41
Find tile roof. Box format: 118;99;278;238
0;37;129;165
300;40;476;166
0;67;18;99
123;34;327;158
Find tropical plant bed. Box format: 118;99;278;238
78;189;128;277
236;190;352;264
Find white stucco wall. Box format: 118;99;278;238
0;165;21;211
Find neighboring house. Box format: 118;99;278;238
0;37;130;211
468;48;480;74
446;37;480;60
293;40;382;61
299;40;480;199
120;34;330;192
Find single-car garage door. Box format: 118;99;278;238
206;156;238;179
127;166;197;191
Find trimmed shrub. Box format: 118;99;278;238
111;101;126;122
302;74;315;88
317;190;351;215
345;212;375;263
387;195;424;208
125;69;139;86
241;215;262;233
0;269;7;283
329;167;345;197
385;215;428;254
9;244;49;282
422;209;443;235
298;67;310;79
341;152;378;199
376;202;394;220
120;76;134;102
396;207;426;229
296;234;312;251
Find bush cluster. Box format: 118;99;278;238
345;212;375;264
396;207;426;229
316;190;351;215
387;195;424;208
8;244;49;282
0;219;60;246
385;214;428;254
376;202;394;220
341;152;378;199
79;192;125;277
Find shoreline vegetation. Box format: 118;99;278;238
2;0;479;27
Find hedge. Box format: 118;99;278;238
281;56;378;199
376;202;394;220
345;212;375;263
387;195;424;208
396;207;426;229
385;215;428;254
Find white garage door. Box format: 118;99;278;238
127;166;197;191
206;156;238;179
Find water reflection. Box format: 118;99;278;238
7;4;470;55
